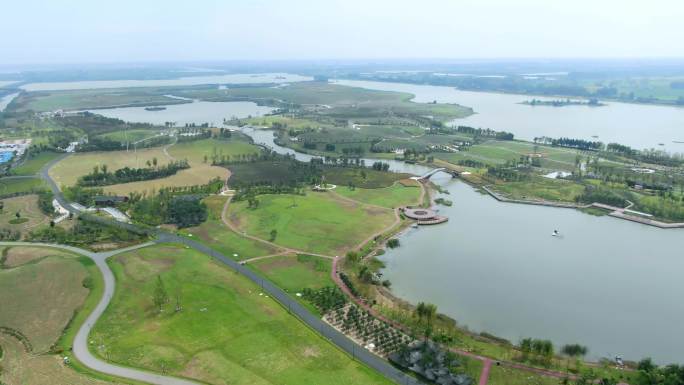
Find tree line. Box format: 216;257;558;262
77;160;190;187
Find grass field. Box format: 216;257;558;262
249;254;333;293
0;177;47;198
181;195;278;260
49;138;260;195
0;335;125;385
11;88;189;112
334;182;421;208
324;168;412;189
487;365;561;385
11;151;62;176
0;194;50;233
228;192;395;255
96;129;161;143
1;245;71;267
492;176;585;202
0;250;89;353
91;244;392;385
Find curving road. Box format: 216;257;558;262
0;241;200;385
38;154;421;385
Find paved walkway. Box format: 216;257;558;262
0;241;199;385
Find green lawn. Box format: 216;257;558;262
0;177;47;198
97;129;161;143
324;168;411;189
167;138;260;164
334;182;421;208
227;192;396;255
492;177;585;202
181;195;278;260
11;88;190;112
91;244;392;385
11;151;62;176
249;254;333;293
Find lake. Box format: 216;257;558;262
334;79;684;152
86;100;274;127
21;73;311;91
83;84;684;363
379;174;684;363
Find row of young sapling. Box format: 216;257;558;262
301;285;412;357
324;303;412;357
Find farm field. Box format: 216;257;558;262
11;151;62;176
0;194;50;232
333;182;421;208
0;177;47;198
91;244;392;385
181;195;278;260
227;192;396;256
49;138;261;195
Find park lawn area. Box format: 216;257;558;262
181;195;278;260
166;138;260;164
228;192;396;256
249;254;333;293
0;177;47;197
324;167;412;189
49;139;258;195
334;182;421;208
0;194;50;233
0;250;89;353
91;244;392;385
11;151;62;175
246;115;326;130
96;129;161;143
492;177;585;202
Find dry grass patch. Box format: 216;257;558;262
2;246;71;268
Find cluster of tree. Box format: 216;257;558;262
456;125;515;140
457;159;488;168
414;302;438;339
177;128;211;142
77;137;123;152
575;186;628;207
634;358;684;385
128;180;218;228
77;160;190;187
339;272;360;298
519;338;554;365
549;137;604;151
301;286;347;313
63;185;104;206
56;112;155;136
216;127;232;139
28;218;143;246
152;275;182;313
371;161;390;171
37;190;54;215
211;148;285;166
0;227;21;241
487;165;529;182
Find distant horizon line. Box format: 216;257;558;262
3;56;684;71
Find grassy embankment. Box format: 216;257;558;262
10;151;62;176
0;246;131;384
0;178;47;197
0;194;50;231
90;244;393;385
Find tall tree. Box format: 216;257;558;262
153;275;168;312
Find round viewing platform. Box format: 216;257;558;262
401;207;448;225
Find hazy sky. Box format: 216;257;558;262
3;0;684;65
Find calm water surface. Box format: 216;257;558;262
335;79;684;152
380;173;684;363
